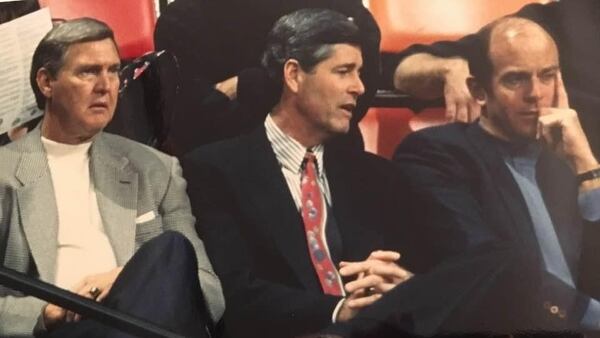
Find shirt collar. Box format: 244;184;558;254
265;114;325;175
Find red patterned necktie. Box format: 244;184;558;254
300;152;343;296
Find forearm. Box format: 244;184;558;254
394;53;469;100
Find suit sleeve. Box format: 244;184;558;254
182;154;341;338
381;2;558;90
387;132;594;333
0;187;47;337
159;156;225;323
0;293;46;337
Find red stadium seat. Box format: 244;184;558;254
371;0;552;54
360;107;414;160
37;0;156;59
360;0;551;157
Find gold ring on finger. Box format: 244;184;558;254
89;286;101;299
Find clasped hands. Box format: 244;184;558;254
43;266;123;331
335;250;413;322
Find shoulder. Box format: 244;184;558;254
0;131;44;182
0;143;23;183
184;130;260;168
99;132;176;173
393;123;482;180
398;122;471;152
330;145;394;170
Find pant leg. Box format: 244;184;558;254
46;231;211;338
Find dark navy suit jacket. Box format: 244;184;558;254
182;126;407;338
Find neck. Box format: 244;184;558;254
270;103;326;149
478;117;532;146
41;113;95;145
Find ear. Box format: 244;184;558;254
282;59;302;94
36;68;54;100
466;76;487;106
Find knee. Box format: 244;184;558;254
155;231;194;253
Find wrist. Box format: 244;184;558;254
578;167;600;184
571;152;598;174
441;58;469;79
335;298;355;322
578;168;600;192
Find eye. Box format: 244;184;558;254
501;73;528;88
109;64;121;74
539;71;556;84
336;68;350;75
78;67;99;78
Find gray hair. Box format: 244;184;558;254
261;8;361;89
30;18;117;109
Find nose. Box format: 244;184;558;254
524;77;542;103
349;73;365;97
95;71;119;93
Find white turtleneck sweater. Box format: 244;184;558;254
41;136;117;290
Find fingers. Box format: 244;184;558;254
445;102;457;121
455;103;469;122
96;287;111;302
553;71;569;109
339;251;408;279
537;108;568;141
340;250;400;268
344;293;382;309
445;99;480;123
339;260;373;277
215;76;238;100
345;273;384;294
367;250;400;262
468;100;482;121
443;72;478;123
343;264;413;295
368;263;413;283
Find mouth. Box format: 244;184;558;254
89;102;109;111
520;110;539;118
339;103;356;115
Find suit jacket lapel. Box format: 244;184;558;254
244;127;322;291
15;129;58;281
90;134;138;265
465;124;538;246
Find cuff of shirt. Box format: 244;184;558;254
582;298;600;329
578;187;600;221
331;298;346;323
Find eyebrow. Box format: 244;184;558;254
334;63;362;70
539;65;560;73
75;62;121;70
501;65;559;77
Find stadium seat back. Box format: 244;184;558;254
361;0;551;157
370;0;553;53
38;0;156;59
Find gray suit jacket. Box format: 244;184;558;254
0;128;225;337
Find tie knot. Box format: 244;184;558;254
304;152;316;163
302;151;319;176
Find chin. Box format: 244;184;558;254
331;124;350;135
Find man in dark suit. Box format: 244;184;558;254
390;0;600;159
388;17;600;334
322;16;600;338
182;9;412;338
155;0;380;155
